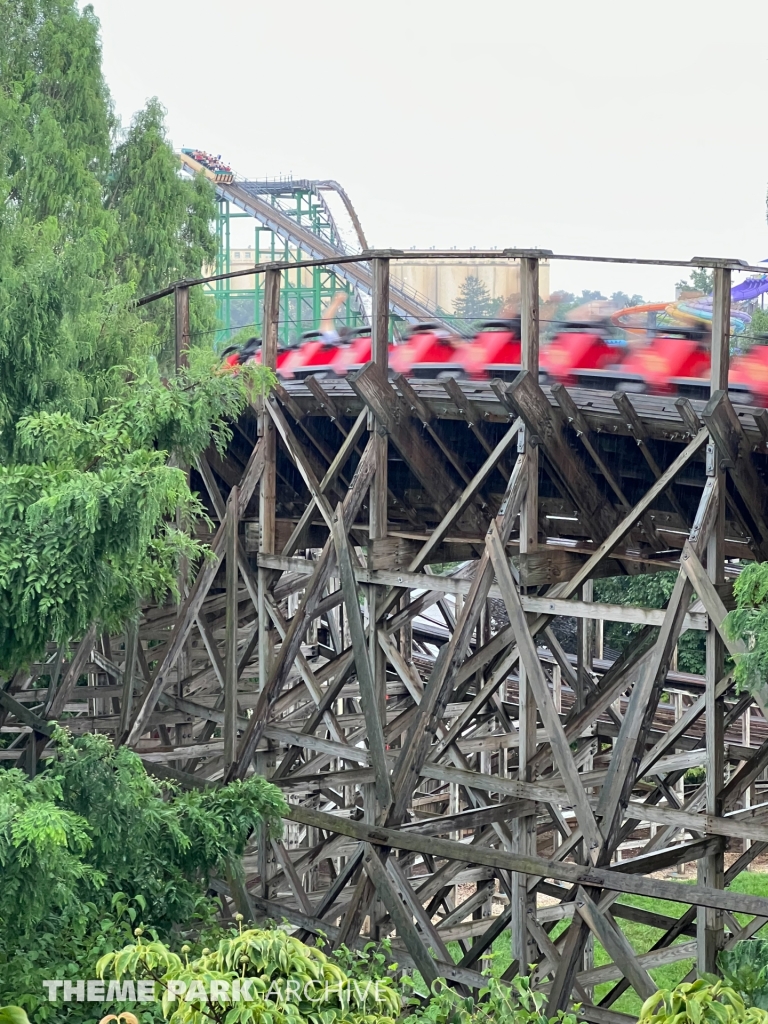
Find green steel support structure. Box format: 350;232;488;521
206;195;367;349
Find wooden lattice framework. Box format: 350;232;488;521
8;251;768;1022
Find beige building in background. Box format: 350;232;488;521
218;250;552;309
391;256;551;313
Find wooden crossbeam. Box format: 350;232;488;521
386;455;528;825
350;362;487;538
504;371;619;544
226;438;377;781
331;505;393;810
487;520;604;860
702;390;768;558
575;887;655;1000
286;802;768;917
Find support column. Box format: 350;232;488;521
512;256;539;968
577;580;595;713
224;486;239;769
174;284;190;370
698;263;730;973
258;268;280;694
368;257;389;822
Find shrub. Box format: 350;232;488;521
639;979;768;1024
401;973;581;1024
720;940;768;1011
96;926;401;1024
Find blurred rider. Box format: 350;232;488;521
319;293;353;344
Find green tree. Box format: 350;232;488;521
595;572;705;674
0;0;270;674
0;730;287;1022
676;268;714;295
453;275;503;322
611;291;644;308
725;562;768;694
0;0;221;438
0;359;264;671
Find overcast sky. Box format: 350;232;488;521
92;0;768;300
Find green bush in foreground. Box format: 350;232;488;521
97;926;400;1024
401;972;580;1024
0;1010;30;1024
0;731;286;1023
721;940;768;1011
640;979;768;1024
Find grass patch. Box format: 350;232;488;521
444;871;768;1017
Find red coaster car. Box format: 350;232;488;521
279;332;344;380
327;327;380;376
240;343;294;375
619;329;710;395
389;323;464;378
729;340;768;405
460;319;521;380
540;323;618;386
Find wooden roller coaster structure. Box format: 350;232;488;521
7;250;768;1021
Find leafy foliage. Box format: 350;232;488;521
0;731;286;1022
97;926;401;1024
749;308;768;342
0;1010;30;1024
0;0;222;432
720;939;768;1010
725;563;768;694
595;572;706;674
0;357;270;671
611;291;645;308
401;973;581;1024
676;269;714;295
639;978;768;1024
0;0;277;674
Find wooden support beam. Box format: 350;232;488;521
394;374;477;487
612;392;689;524
227;439;377;781
331;505;393;811
0;689;55;737
224;486;239;769
47;623;98;718
282;408;368;556
553;426;709;599
386;455;528;826
595;476;719;854
679;543;746;659
487;520;604;860
575;887;656;1000
259;268;280;694
385;854;454;964
118;622;139;739
702;390;768;558
407;418;521;570
503;371;619;544
350;362;487;538
698;266;730;973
